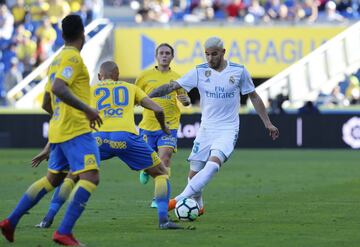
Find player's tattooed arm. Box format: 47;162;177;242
42;92;53;116
249;91;280;140
52;78;89;112
148;80;182;98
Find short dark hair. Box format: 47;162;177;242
61;15;84;42
156;43;174;56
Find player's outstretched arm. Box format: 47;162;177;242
148;80;182;98
140;97;170;134
52;78;103;130
31;142;51;167
249;91;280;140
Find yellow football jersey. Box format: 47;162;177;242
46;46;91;143
90;79;148;134
135;67;186;131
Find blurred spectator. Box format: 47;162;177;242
4;57;22;92
296;0;319;23
11;0;26;26
15;25;37;76
345;75;360;104
35;17;56;64
318;0;345;22
264;0;284;21
226;0;245;21
85;0;104;23
47;0;71;25
245;0;265;23
0;4;14;41
329;85;347;105
298;101;320;114
269;93;287;114
29;0;50;30
184;0;215;22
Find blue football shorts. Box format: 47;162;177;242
139;129;178;153
92;131;161;171
48;132;100;175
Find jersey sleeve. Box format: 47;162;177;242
134;74;144;89
55;53;82;86
240;67;255;95
176;68;198;92
45;80;52;93
134;85;148;104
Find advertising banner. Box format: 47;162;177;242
114;26;344;78
1;114;359;149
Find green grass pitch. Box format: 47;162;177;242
1;149;360;247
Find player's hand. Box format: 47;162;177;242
266;124;279;140
177;94;191;106
85;107;103;131
162;125;171;135
31;149;50;167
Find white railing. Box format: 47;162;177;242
7;18;113;108
254;21;360;108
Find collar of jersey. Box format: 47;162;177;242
64;46;79;52
154;66;171;73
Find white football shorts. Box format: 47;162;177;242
188;127;239;163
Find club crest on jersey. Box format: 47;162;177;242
61;66;73;79
205;70;211;77
229;76;235;84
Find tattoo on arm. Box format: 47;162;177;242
154;111;166;129
148;81;181;98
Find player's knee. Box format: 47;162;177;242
146;162;168;177
189;160;206;172
209;149;226;166
66;173;79;183
158;149;173;167
79;169;100;185
46;172;67;187
160;156;171;167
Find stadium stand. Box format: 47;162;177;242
0;0;103;105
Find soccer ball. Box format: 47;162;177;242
174;198;199;221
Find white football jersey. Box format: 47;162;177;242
177;61;255;130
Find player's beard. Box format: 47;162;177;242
209;59;220;70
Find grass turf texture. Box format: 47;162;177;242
0;149;359;247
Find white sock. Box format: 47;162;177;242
192;191;204;208
175;161;219;202
187;177;204;208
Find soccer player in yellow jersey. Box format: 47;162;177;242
0;15;102;246
91;61;182;229
135;43;191;208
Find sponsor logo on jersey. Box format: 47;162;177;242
68;56;79;63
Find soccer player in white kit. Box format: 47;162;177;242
148;37;280;215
